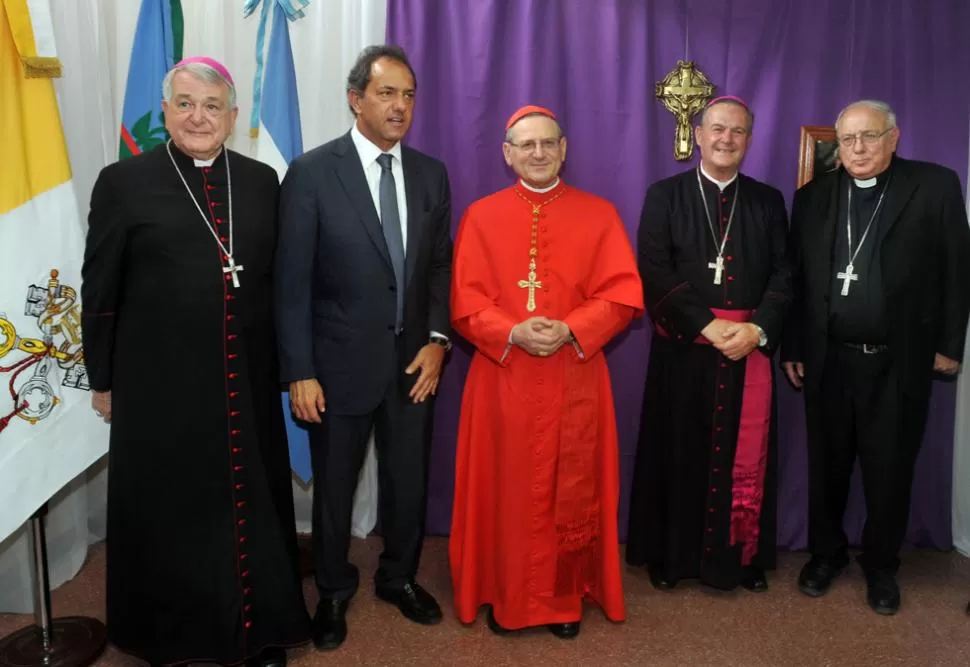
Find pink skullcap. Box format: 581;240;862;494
175;56;235;86
707;95;749;109
506;105;557;130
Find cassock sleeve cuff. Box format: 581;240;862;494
654;306;715;341
940;336;966;363
453;309;519;366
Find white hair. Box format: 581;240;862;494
835;99;896;132
162;62;237;108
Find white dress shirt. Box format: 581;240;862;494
351;123;408;251
350;123;448;342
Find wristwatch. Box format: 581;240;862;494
753;324;768;348
429;334;452;351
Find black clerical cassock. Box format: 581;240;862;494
81;142;310;665
627;167;791;590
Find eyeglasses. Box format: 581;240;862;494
506;138;562;154
838;128;893;148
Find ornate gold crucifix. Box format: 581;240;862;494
518;260;542;312
514;190;566;312
656;60;715;160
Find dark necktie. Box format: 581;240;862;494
377;153;405;333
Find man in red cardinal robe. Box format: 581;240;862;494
449;105;643;638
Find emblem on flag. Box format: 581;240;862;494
0;270;88;433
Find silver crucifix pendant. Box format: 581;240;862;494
223;256;244;288
837;263;857;296
708;256;725;285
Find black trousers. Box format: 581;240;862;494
806;344;930;574
308;339;432;600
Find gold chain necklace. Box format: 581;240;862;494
513;185;566;312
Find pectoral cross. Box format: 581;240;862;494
518;260;542;312
513;187;565;314
837;263;857;296
223;255;244;288
708;256;725;285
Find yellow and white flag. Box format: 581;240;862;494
0;0;108;541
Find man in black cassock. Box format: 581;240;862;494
81;57;310;666
627;96;791;593
782;100;970;615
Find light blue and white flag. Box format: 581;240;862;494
244;0;311;482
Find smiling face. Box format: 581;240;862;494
162;70;237;160
836;104;899;180
694;101;751;180
349;56;415;151
502;114;567;189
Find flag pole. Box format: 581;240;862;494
0;504;107;667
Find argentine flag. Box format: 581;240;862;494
246;0;310;482
250;0;304;178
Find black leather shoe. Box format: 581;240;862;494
740;566;769;593
547;621;581;639
486;607;513;635
647;565;676;591
246;646;287;667
866;572;900;615
312;598;348;650
798;556;848;597
376;581;443;625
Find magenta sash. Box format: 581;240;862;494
656;308;771;565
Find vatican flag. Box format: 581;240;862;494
0;0;109;541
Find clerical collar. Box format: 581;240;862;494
169;141;224;168
849;155;895;190
699;164;738;191
852;168;892;190
520;178;560;194
165;139;242;287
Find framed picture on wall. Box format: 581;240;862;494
797;125;840;187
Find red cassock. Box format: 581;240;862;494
449;181;644;629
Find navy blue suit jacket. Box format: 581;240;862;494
275;131;452;415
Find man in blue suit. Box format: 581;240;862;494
275;45;452;651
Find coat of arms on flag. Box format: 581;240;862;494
0;270;88;434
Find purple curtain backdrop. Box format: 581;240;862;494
385;0;970;549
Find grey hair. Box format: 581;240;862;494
835;99;896;132
697;100;755;132
504;114;563;142
162;62;237;108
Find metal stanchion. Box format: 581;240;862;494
0;504;107;666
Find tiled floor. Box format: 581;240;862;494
2;538;969;666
